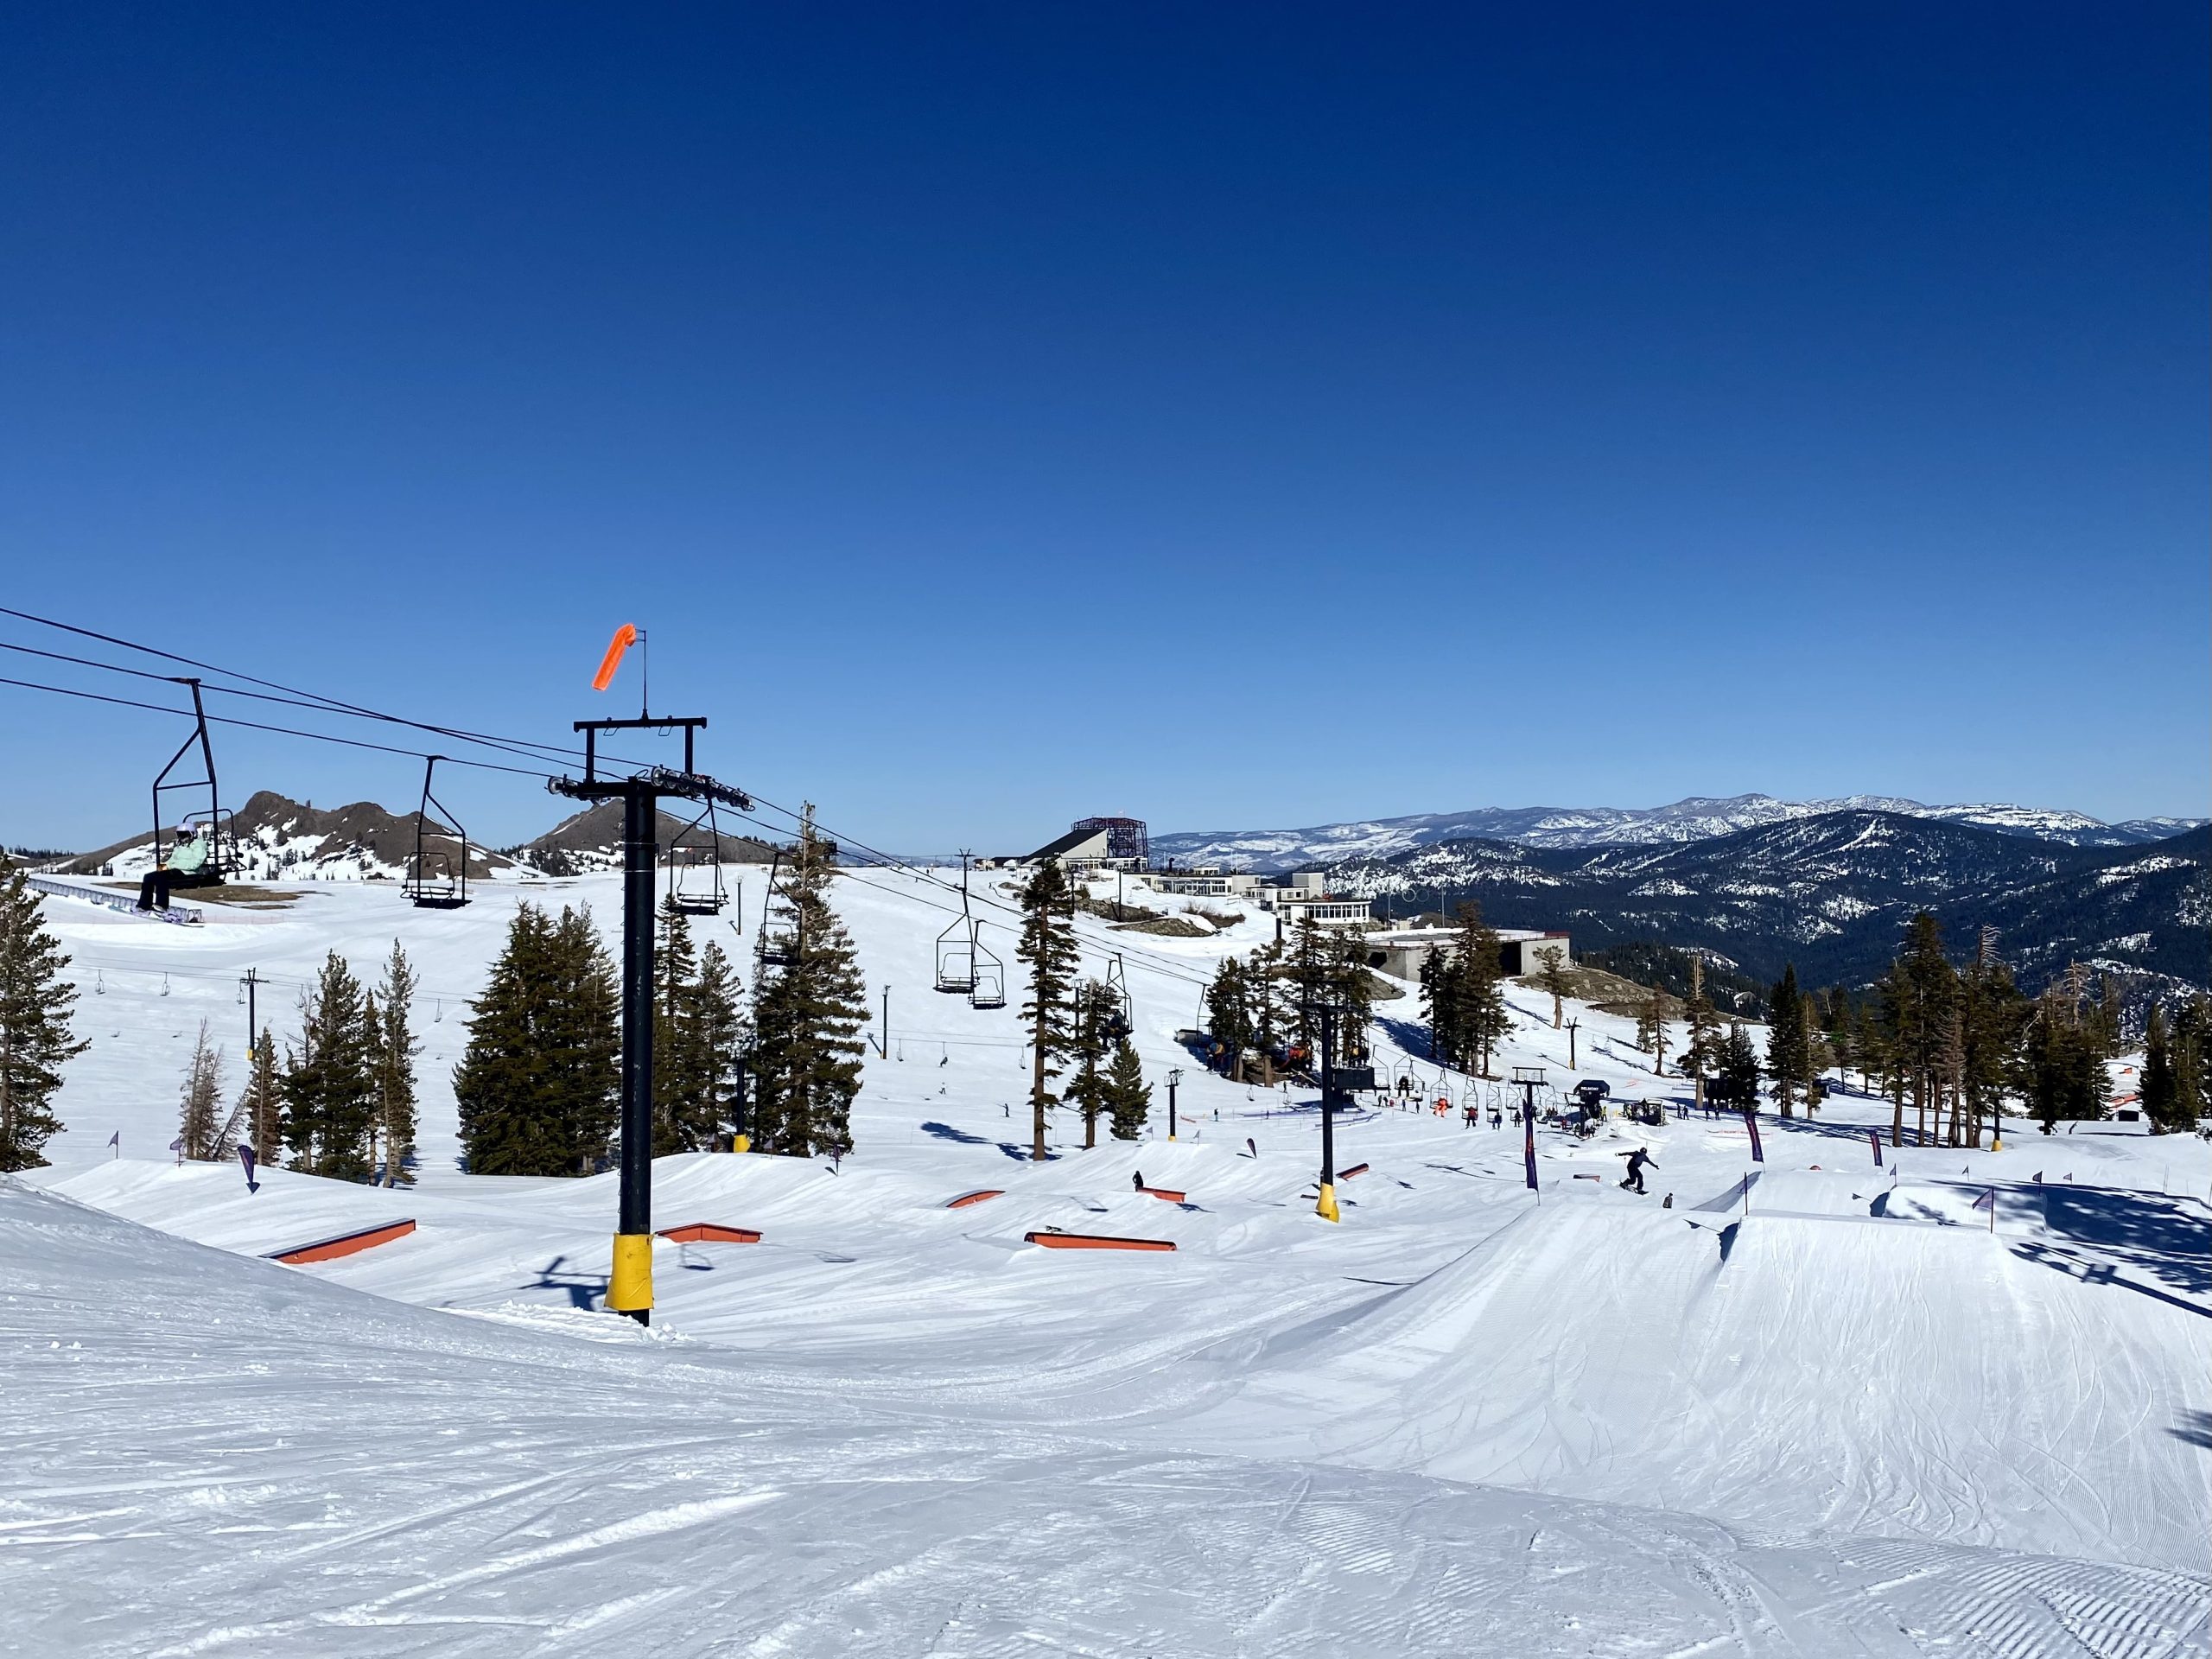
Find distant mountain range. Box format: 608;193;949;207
1320;810;2209;994
58;791;779;882
1151;794;2203;870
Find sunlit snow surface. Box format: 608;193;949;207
10;871;2210;1656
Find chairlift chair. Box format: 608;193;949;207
149;677;238;888
668;802;729;917
936;849;982;993
1103;953;1133;1039
403;756;472;909
968;925;1007;1010
754;848;798;971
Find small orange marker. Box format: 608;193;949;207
592;624;639;691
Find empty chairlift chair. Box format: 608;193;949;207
968;925;1007;1010
403;756;472;909
669;802;729;917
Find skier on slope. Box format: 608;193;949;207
1617;1147;1656;1194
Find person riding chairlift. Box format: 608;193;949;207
136;823;207;912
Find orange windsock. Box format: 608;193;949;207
591;624;639;692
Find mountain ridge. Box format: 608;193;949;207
1153;792;2203;870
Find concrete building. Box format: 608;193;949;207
1137;867;1262;898
995;817;1150;874
1363;925;1571;981
1253;873;1372;927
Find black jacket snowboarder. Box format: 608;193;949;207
1618;1147;1656;1193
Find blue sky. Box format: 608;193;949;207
3;3;2204;852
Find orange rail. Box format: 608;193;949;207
946;1189;1005;1209
1137;1186;1186;1203
658;1222;762;1243
1024;1230;1176;1252
1338;1163;1370;1179
267;1219;416;1265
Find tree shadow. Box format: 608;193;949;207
2024;1187;2212;1296
1376;1017;1436;1060
920;1120;989;1145
2170;1409;2212;1450
998;1142;1052;1163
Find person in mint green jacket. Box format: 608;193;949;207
136;824;207;912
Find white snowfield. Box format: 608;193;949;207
10;868;2211;1657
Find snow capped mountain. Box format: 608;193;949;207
1325;810;2209;991
1153;793;2200;870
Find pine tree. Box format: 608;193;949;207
1205;957;1251;1074
1014;857;1079;1160
1453;904;1510;1077
2024;985;2108;1134
283;951;378;1180
1105;1037;1150;1140
1678;958;1719;1110
0;859;89;1172
2140;1004;2180;1135
749;812;868;1160
2172;995;2211;1129
1633;982;1670;1075
238;1027;283;1166
1764;964;1808;1116
455;903;620;1176
1533;945;1570;1029
1879;912;1958;1147
177;1020;227;1160
1710;1022;1762;1113
372;941;420;1185
692;940;747;1148
653;896;707;1154
1065;981;1114;1148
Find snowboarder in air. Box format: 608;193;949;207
1618;1147;1656;1194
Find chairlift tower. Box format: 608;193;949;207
549;709;751;1326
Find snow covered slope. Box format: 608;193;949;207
15;1180;2207;1658
13;868;2212;1654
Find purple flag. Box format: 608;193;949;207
1743;1109;1764;1163
1971;1187;1995;1212
1867;1128;1882;1167
1522;1104;1539;1191
238;1145;259;1193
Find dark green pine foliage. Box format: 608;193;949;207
0;858;89;1172
1105;1037;1150;1140
2172;996;2212;1128
750;817;868;1160
2023;984;2109;1134
1015;858;1080;1160
691;941;747;1147
1204;957;1252;1073
1425;903;1510;1077
2139;1004;2180;1134
1764;964;1810;1116
1957;959;2028;1147
373;941;421;1185
1878;912;1959;1147
1064;980;1114;1149
238;1027;283;1166
652;896;705;1154
1709;1022;1763;1113
454;903;621;1175
282;951;378;1180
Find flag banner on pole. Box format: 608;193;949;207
238;1146;259;1193
1867;1128;1882;1166
1743;1110;1764;1163
107;1130;119;1149
1972;1187;1996;1212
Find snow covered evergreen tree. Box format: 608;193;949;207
0;858;88;1172
2139;1004;2178;1135
1204;957;1251;1074
1015;857;1078;1160
750;813;867;1160
282;951;378;1180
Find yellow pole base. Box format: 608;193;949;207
729;1133;752;1154
607;1232;653;1314
1990;1137;2002;1152
1316;1182;1340;1224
